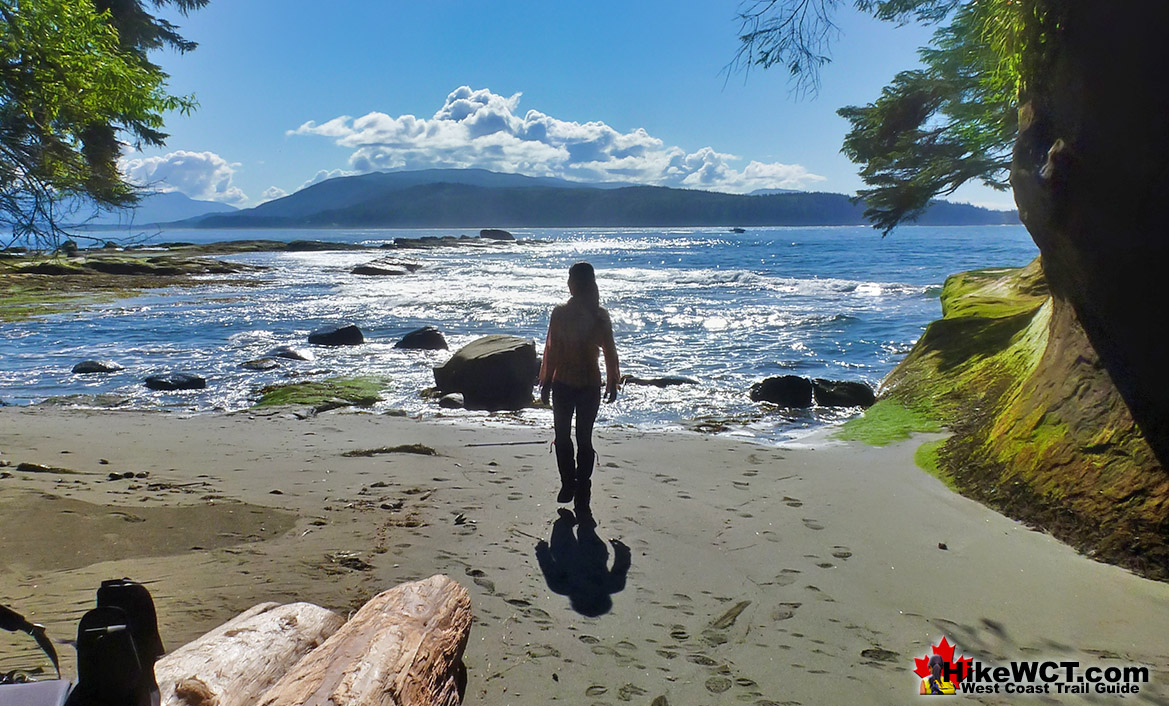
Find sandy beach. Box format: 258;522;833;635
1;405;1167;704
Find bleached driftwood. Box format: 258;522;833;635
257;575;472;706
156;601;346;706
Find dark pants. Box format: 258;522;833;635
551;381;601;485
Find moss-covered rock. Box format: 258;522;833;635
873;256;1168;579
254;376;390;409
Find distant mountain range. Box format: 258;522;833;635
169;168;1017;229
77;191;237;229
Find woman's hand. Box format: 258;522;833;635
605;382;618;403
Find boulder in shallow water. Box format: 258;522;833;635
438;393;465;409
308;323;364;346
72;360;124;374
749;375;813;408
395;326;448;351
811;378;876;408
266;345;315;361
241;357;281;371
479;228;515;241
145;373;206;391
620;374;698;388
433;335;538;411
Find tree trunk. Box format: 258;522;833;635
257;575;472;706
156;602;345;706
1011;0;1169;465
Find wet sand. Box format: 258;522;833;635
1;405;1167;704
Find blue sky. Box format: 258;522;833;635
123;2;1016;211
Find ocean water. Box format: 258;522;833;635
1;225;1038;443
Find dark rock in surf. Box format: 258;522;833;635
439;393;465;409
308;323;364;346
394;326;448;351
749;375;813;408
620;374;698;388
240;357;281;371
480;229;515;241
266;345;315;361
144;373;206;391
811;378;876;408
72;360;124;374
351;257;422;276
433;335;538;411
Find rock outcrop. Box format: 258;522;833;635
432;335;538;411
880;259;1167;579
1010;3;1169;469
351;258;422;277
479;229;515;241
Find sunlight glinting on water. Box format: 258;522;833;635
0;226;1039;442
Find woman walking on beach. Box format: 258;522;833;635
540;262;619;510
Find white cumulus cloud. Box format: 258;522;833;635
121;150;248;205
290;86;824;193
258;186;288;204
299;168;357;190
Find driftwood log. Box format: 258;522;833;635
257;575;472;706
157;602;346;706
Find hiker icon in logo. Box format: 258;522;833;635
920;655;957;695
914;636;971;695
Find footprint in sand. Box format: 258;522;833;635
733;480;750;489
816;562;835;569
771;603;801;621
579;635;601;645
860;647;899;663
831;547;852;560
783;496;803;508
472;577;495;593
618;683;647;700
705;676;733;693
584;685;607;697
760;530;780;543
802;518;824;530
774;569;801;586
668;625;689;641
687;654;719;666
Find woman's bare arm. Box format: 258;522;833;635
539;309;561;403
600;309;619;402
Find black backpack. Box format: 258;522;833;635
1;579;162;706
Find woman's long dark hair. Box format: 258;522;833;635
568;261;600;312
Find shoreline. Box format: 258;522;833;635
2;406;1167;703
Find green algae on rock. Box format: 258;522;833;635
870;256;1167;579
254;377;391;410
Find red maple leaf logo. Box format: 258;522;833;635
913;636;973;684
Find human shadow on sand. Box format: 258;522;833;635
535;506;631;617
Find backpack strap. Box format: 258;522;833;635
0;604;62;679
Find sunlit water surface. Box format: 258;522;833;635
1;225;1038;443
